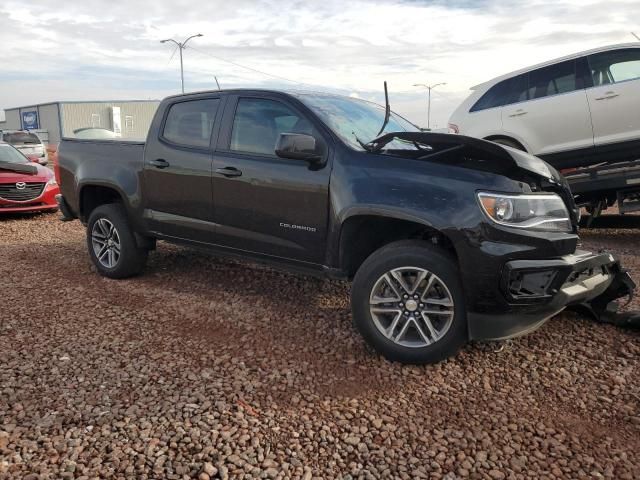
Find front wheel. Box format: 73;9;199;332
351;240;467;364
86;204;148;279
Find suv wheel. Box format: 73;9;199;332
491;137;525;151
87;204;148;279
352;240;467;364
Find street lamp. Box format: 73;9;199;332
161;34;204;93
413;82;446;130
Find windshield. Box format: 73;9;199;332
295;93;420;150
0;144;28;164
3;132;41;145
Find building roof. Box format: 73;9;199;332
3;99;160;112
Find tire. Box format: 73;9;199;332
351;240;467;364
490;137;525;151
86;203;148;279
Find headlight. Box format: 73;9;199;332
477;192;571;232
47;178;57;186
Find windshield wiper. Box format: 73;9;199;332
352;133;373;152
376;81;391;137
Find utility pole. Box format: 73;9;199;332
161;34;203;93
413;82;446;130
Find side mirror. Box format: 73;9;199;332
275;133;322;163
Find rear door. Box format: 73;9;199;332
501;59;594;155
142;95;222;242
211;94;331;264
585;47;640;146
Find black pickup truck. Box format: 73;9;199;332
56;89;636;363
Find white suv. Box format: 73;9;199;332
448;43;640;170
0;130;48;165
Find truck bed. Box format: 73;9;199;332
57;138;145;218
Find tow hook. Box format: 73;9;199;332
569;270;640;329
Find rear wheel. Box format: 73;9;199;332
86;204;148;279
351;240;467;364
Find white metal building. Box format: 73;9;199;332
0;100;160;144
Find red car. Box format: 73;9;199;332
0;141;59;213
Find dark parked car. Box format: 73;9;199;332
56;89;635;363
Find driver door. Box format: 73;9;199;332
211;94;331;264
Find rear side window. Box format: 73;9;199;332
470;80;511;112
3;132;40;145
162;99;219;148
230;98;313;155
470;74;529;112
588;48;640;86
528;60;577;99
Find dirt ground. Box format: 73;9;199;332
1;213;639;479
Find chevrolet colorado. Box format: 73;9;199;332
56;89;636;363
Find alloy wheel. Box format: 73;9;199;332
369;267;455;348
91;218;121;269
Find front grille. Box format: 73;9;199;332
0;182;45;202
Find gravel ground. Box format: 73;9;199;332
1;213;639;479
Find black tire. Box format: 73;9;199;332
351;240;467;364
86;203;148;279
490;137;526;151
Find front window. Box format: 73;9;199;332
230;98;314;155
296;94;419;150
3;132;40;145
0;145;28;164
588;48;640;86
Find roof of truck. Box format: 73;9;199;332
162;88;353;101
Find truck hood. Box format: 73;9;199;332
369;131;578;229
369;132;562;185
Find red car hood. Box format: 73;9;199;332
0;162;52;183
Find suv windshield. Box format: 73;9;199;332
3;132;41;145
0;144;28;164
295;93;420;150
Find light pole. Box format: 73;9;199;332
161;34;203;93
413;82;446;130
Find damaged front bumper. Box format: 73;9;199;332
469;250;638;340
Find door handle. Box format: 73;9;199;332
149;159;170;169
508;109;528;117
595;91;619;100
215;166;242;178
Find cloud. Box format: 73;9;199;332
0;0;639;127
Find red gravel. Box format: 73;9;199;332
1;213;639;479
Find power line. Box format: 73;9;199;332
167;45;179;65
187;46;316;87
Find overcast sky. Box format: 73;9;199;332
1;0;638;127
